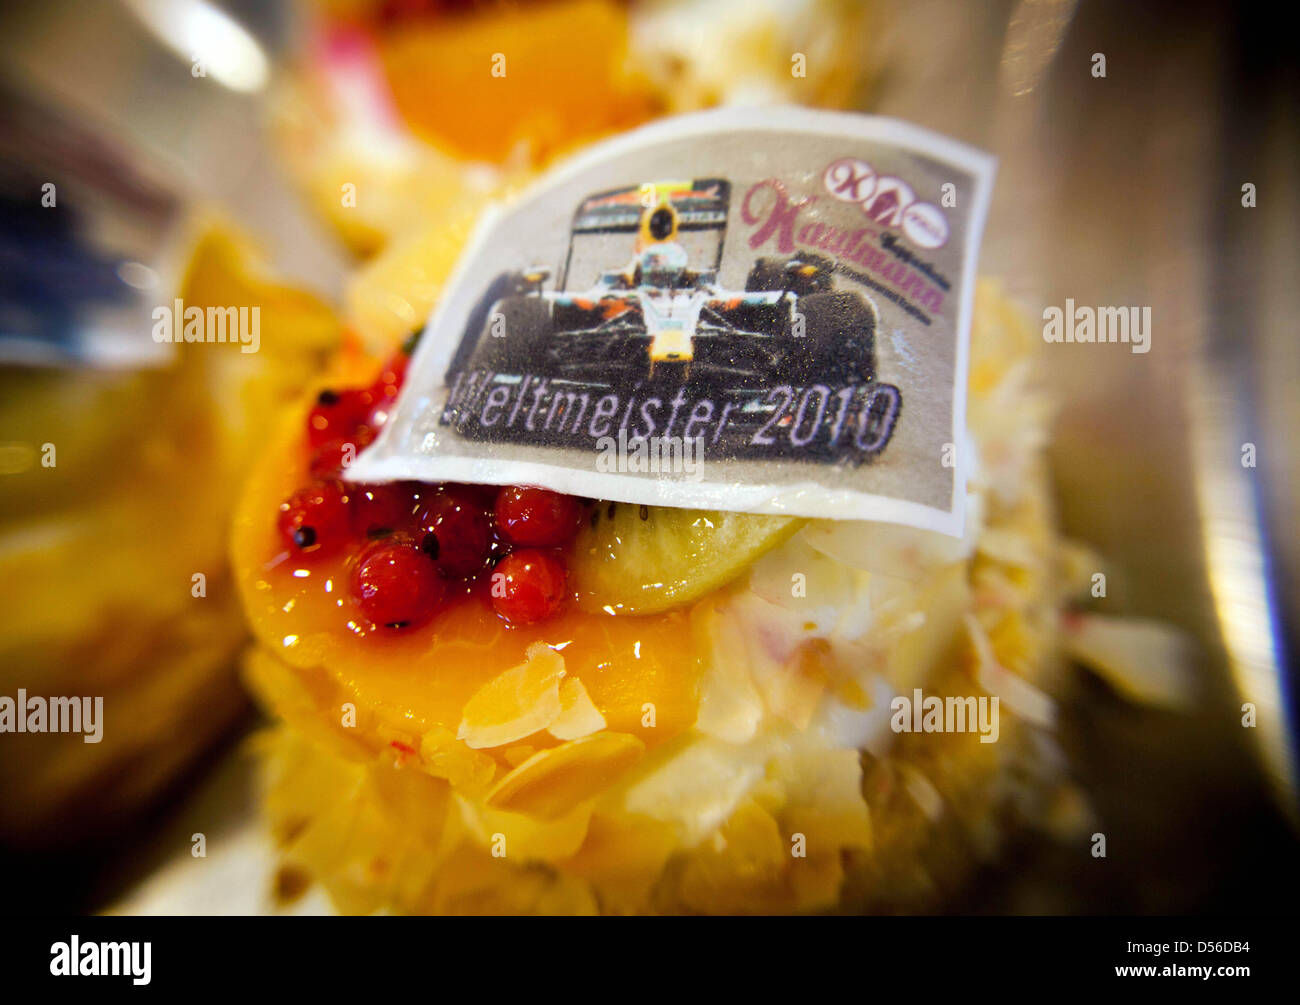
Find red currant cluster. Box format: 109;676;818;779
276;347;583;630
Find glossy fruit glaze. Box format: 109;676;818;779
232;337;705;750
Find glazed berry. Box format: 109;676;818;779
453;482;501;508
352;482;421;539
278;482;352;555
307;388;373;449
376;350;410;389
350;538;446;629
490;549;567;624
365;379;402;430
309;427;375;480
416;486;491;577
493;486;583;547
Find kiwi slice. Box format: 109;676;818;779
568;503;803;615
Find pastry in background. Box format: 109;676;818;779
630;0;877;111
271;0;659;260
275;0;884;359
0;225;339;847
271;0;880;264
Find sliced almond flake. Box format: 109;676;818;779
1062;613;1195;708
485;732;645;819
548;677;606;740
886;565;971;693
623;735;768;847
801;506;978;583
776;746;873;852
457;641;566;749
747;535;864;636
976;526;1038;569
693;598;764;743
965;613;1056;728
452;792;592;862
896;763;945;823
763;639;829;730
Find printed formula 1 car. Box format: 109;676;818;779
460;179;878;392
446;179;900;461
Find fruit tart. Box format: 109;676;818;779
230;274;1171;914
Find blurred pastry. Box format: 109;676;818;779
0;221;339;847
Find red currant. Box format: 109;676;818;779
493;486;583;547
278;482;352;555
351;482;421;539
376;350;410;389
350;538;446;629
416;485;491;577
453;482;501;509
364;350;413;429
307;388;372;449
309;427;375;480
490;549;567;624
365;379;402;430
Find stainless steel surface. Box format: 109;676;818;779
868;0;1298;908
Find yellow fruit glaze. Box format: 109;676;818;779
231;406;706;763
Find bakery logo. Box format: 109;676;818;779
741;178;948;323
823;157;950;250
441;179;901;466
